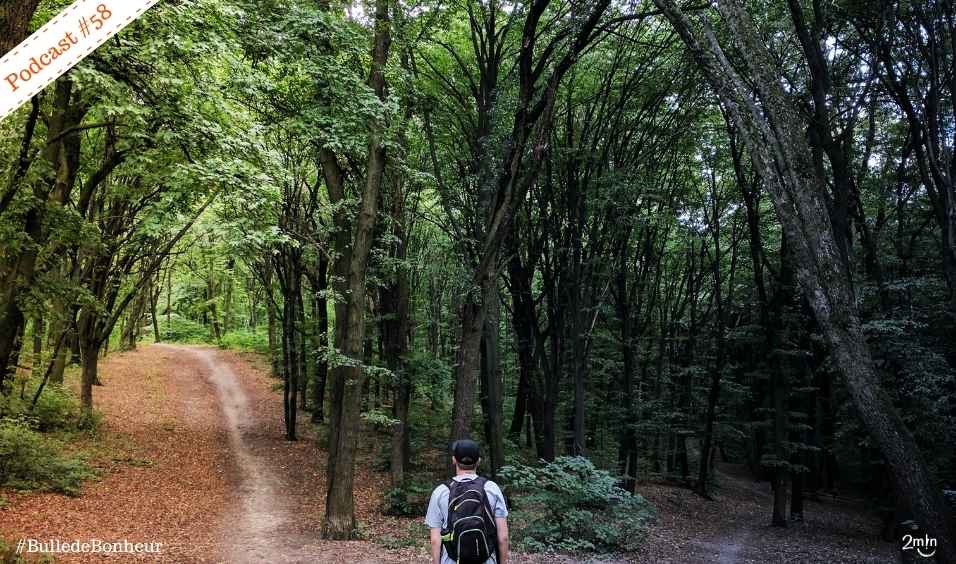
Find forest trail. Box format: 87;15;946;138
167;345;300;563
151;344;418;564
0;345;422;563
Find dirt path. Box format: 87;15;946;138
180;345;292;563
1;345;231;562
145;345;426;563
1;345;424;563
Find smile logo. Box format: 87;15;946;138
902;533;937;558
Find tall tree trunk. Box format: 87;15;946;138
698;177;727;497
616;280;639;492
223;268;234;334
149;277;161;343
322;0;390;538
264;259;280;378
311;258;329;423
771;360;789;527
296;276;307;412
508;365;529;443
479;282;505;476
206;273;222;343
451;298;483;442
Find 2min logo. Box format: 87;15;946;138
902;533;938;559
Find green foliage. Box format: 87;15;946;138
376;521;429;550
384;481;432;517
361;408;400;432
219;329;270;354
160;314;209;343
499;457;655;554
406;353;452;408
0;417;96;496
0;382;84;433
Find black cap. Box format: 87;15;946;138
452;439;481;465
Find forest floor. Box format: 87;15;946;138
0;345;899;563
634;464;898;564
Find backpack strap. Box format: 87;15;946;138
440;479;456;561
472;476;500;560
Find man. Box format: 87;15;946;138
426;439;509;564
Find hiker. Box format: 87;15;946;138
426;439;509;564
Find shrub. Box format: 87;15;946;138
0;382;83;432
384;480;432;516
498;456;655;554
377;522;429;549
28;385;83;432
159;314;208;343
219;329;270;354
0;416;95;496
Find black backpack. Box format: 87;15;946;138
440;477;498;563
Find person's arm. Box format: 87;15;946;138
430;527;443;564
495;517;509;564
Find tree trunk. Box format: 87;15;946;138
508;364;529;443
479;282;505;476
149;277;161;343
311;258;329;423
223;269;234;334
31;315;43;377
264;259;280;378
206;273;222;343
297;280;307;411
322;0;390;538
0;0;41;54
451;297;484;443
771;363;789;527
79;340;99;418
698;181;726;497
616;264;639;492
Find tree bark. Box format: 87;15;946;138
310;257;329;423
0;0;41;54
479;281;505;476
321;0;391;539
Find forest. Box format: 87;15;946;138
1;0;955;562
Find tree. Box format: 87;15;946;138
319;0;393;539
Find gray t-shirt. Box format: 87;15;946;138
425;474;508;564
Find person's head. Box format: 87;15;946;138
451;439;481;472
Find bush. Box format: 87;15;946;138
0;416;95;496
0;383;83;432
28;385;83;432
219;329;270;354
377;522;429;549
499;456;655;554
159;314;208;342
384;480;432;516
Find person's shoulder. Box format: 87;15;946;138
482;478;504;493
430;481;451;496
